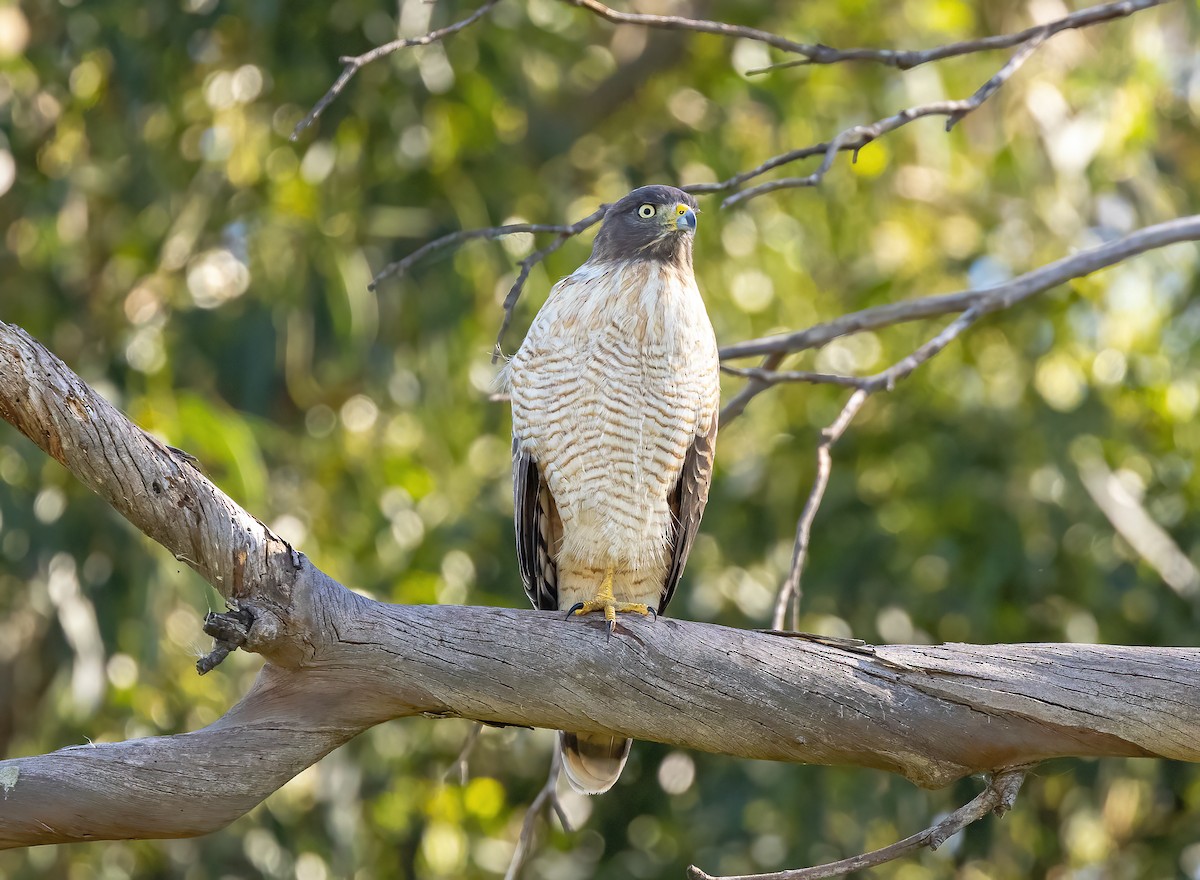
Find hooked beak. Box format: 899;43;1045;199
673;203;697;232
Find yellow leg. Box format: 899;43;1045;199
571;565;652;625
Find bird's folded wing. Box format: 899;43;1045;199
513;438;559;611
660;408;719;614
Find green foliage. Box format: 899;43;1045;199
2;0;1199;878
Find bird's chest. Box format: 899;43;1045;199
513;277;713;437
510;264;716;496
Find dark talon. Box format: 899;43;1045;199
565;603;585;618
647;607;658;621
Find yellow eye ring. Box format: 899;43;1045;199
637;204;655;218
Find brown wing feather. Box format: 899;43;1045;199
659;409;718;614
513;438;560;611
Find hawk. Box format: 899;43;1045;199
504;185;720;794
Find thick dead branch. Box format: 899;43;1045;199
3;321;1200;852
688;768;1028;880
291;0;502;140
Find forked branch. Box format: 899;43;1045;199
756;216;1200;630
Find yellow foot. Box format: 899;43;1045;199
565;567;655;631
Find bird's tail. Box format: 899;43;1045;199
557;730;632;795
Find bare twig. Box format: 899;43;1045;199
687;767;1029;880
721;214;1200;360
719;38;1046;208
772;390;869;630
442;722;484;785
368;205;608;359
566;0;1166;73
747;0;1169;73
290;0;503;141
768;306;987;628
721;213;1200;428
563;0;823;56
719;352;785;426
504;748;571;880
758;213;1200;626
491;206;608;360
720;364;864;389
370;220;591;290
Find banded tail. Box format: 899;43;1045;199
558;730;632;795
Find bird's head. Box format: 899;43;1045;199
589;185;699;268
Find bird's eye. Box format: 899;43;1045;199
637;204;655;219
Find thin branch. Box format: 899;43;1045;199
718;38;1046;208
491;206;608;360
720;364;864;389
442;722;484;785
720;214;1200;428
721;215;1200;361
719;352;785;426
768;306;985;628
687;767;1029;880
772;390;868;630
369;220;593;290
747;0;1169;73
290;0;503;140
504;748;571;880
367;205;608;360
562;0;823;57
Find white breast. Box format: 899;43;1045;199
508;259;720;580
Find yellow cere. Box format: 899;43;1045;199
676;204;689;216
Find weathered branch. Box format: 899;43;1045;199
2;321;1200;853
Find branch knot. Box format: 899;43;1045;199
197;605;256;675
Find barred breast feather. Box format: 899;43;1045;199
505;257;720;614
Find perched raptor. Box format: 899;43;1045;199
504;185;720;794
